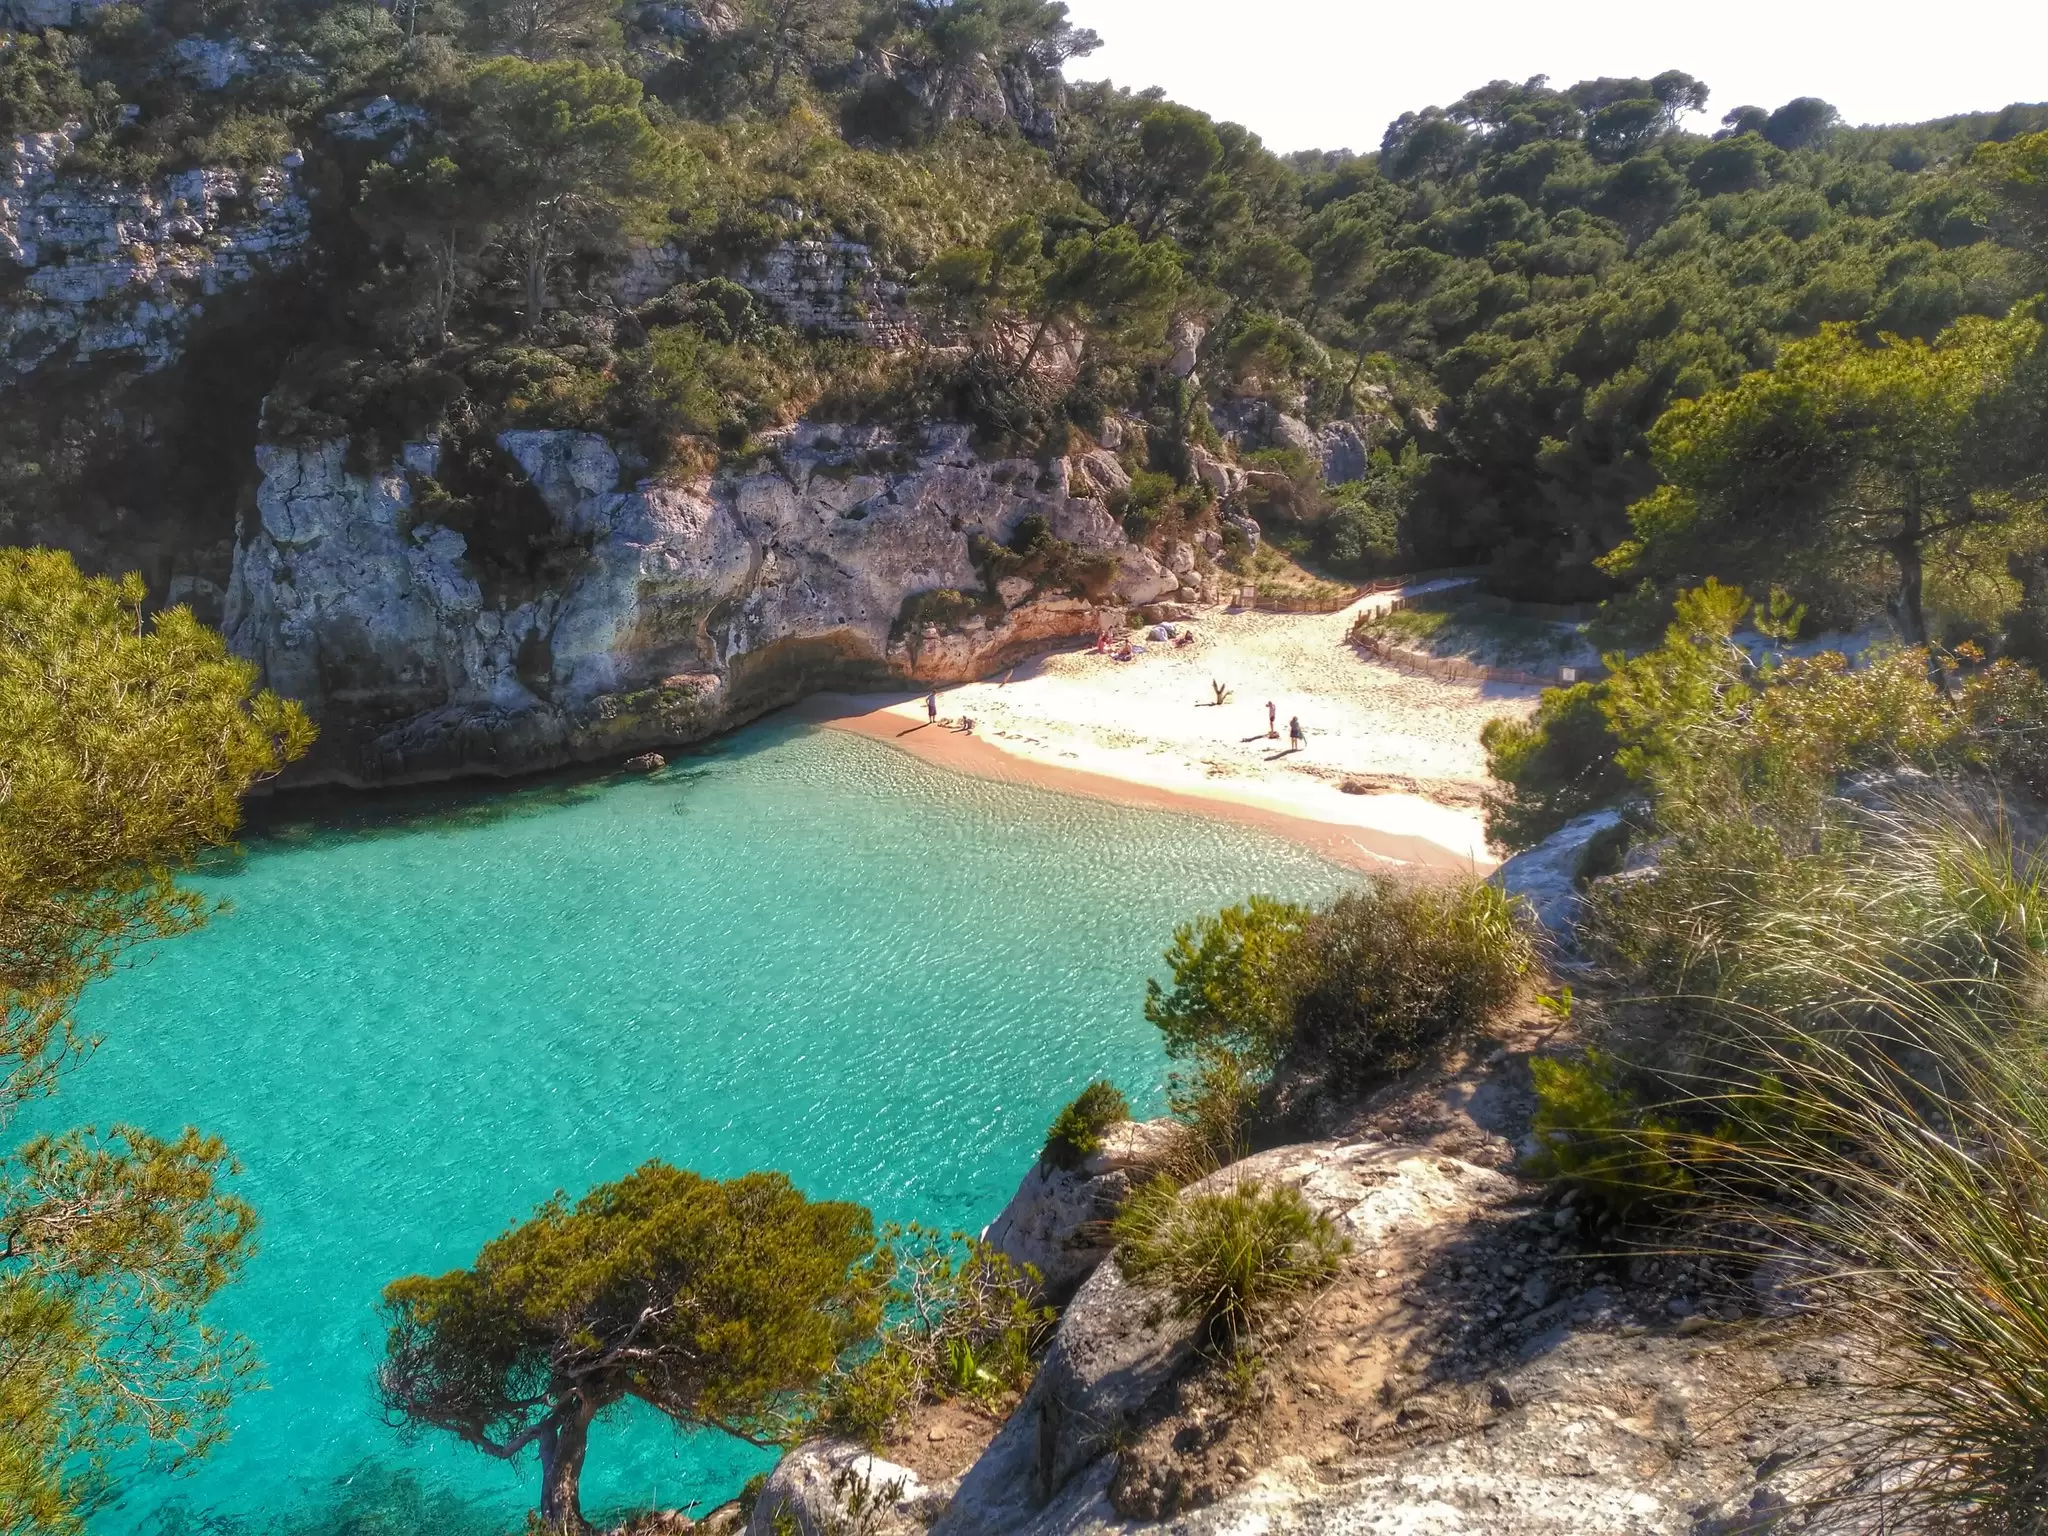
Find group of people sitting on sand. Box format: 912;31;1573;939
1090;624;1195;661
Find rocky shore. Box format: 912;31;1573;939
724;1031;1866;1536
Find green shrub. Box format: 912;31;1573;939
1480;681;1628;853
815;1340;922;1444
1113;1178;1349;1349
814;1228;1050;1445
1041;1080;1131;1171
1522;1052;1696;1222
1290;881;1531;1093
895;588;983;637
1143;896;1310;1075
1960;658;2048;798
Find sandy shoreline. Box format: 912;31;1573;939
799;588;1539;874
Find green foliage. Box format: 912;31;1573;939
0;551;314;1116
1972;129;2048;271
1608;312;2046;641
0;30;92;138
1960;657;2048;797
1601;581;1958;833
1480;681;1629;852
1587;805;2048;1524
815;1227;1049;1444
894;587;984;638
1317;443;1429;575
1142;881;1528;1149
458;58;692;327
1143;896;1311;1075
1522;1052;1695;1221
1289;882;1531;1093
1112;1177;1348;1350
0;551;312;1535
1040;1080;1130;1172
377;1164;889;1530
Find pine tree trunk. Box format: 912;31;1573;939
536;1398;596;1532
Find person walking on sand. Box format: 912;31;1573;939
926;691;938;723
1266;701;1278;739
1288;715;1305;751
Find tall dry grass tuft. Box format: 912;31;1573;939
1112;1178;1348;1353
1618;799;2048;1529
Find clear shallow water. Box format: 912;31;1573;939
61;722;1356;1535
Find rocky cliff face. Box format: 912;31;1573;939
224;421;1191;785
1;126;308;383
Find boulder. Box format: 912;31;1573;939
1271;412;1320;458
1488;807;1624;945
982;1118;1184;1303
1112;547;1179;606
1068;448;1131;499
1187;445;1244;502
748;1439;934;1536
1318;419;1372;485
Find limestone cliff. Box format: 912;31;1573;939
224;421;1195;785
1;125;308;383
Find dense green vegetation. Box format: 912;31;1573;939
8;0;2048;623
0;553;311;1535
1142;882;1531;1155
1039;1077;1129;1170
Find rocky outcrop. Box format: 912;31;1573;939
935;1143;1514;1535
617;238;915;346
223;421;1189;784
926;1137;1856;1536
1;126;308;382
982;1118;1184;1304
1490;807;1626;944
1205;397;1396;487
747;1440;937;1536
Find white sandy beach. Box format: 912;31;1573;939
810;585;1540;872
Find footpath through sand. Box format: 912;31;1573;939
807;584;1539;872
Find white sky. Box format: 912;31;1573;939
1059;0;2048;155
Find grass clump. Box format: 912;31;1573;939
1040;1080;1131;1172
1113;1178;1348;1350
1721;991;2048;1529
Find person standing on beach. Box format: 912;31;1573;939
1266;701;1278;739
926;691;938;723
1288;715;1305;751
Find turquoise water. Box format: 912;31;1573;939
61;721;1355;1534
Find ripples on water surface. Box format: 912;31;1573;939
66;722;1357;1534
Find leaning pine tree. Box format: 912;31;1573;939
377;1163;889;1531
